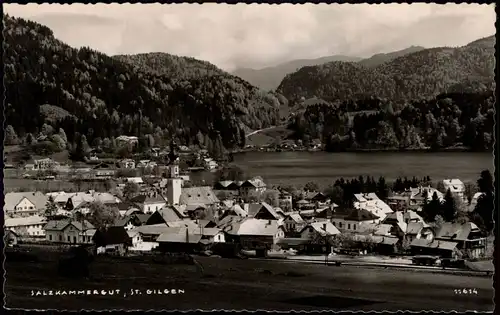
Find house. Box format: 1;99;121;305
405;222;434;243
252;202;282;221
382;210;427;239
220;204;248;220
179;186;219;207
156;228;204;253
116;202;142;217
214;180;235;191
119;159;136;169
224;218;284;250
203;158;218;171
283;213;305;233
44;220;96;244
151;147;161;157
434;222;486;259
408;186;444;207
116;135;139;147
5;215;47;238
410;222;486;259
353;193;393;221
129;223;171;251
93;226;132;256
332;207;380;233
300;221;340;240
442;179;465;199
239;177;267;200
278;190;293;211
4;229;19;247
137;160;157;169
304;191;331;206
114;213;149;231
33;158;58;170
61;191;121;211
4;191;48;217
146;207;184;225
295;199;315;211
130;194;167;214
126;177;144;185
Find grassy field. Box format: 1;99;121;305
5;246;494;311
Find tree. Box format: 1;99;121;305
51;134;66;151
422;192;441;222
86;202;120;230
5;125;19;145
304;181;319;192
58;128;68;145
324;185;344;205
263;190;280;207
123;182;140;200
441;189;457;222
473;170;494;232
376;176;389;200
44;195;58;218
41;123;54;136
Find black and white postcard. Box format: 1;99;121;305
3;3;496;312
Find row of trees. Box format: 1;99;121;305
420;170;494;232
290;91;494;152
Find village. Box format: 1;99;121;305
4;139;493;273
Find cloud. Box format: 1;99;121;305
4;3;496;71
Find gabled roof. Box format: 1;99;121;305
157;231;203;244
226;204;247;217
157;206;183;222
5;215;46;228
372;223;393;236
406;222;425;235
286;213;305;224
44;219;95;231
134;213;151;224
180;186;219;205
4;192;48;211
253;202;281;220
166;220;200;229
243;203;265;217
240;177;266;188
435;222;480;242
94;226;131;246
302;221;340;236
344;208;379;222
226;218;278;236
135;223;170;236
410;238;458;250
130;195;166;205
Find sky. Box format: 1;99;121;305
4;3;496;71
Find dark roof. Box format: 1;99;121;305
158;207;183;222
180;186;219;205
435;222;480;242
344;208;379;222
94;226;132;246
134;213;151;224
44;219;95;231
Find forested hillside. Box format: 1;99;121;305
277;36;495;103
289;91;495;152
357;46;426;68
4;15;284;155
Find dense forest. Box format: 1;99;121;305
289;91;495;151
277;35;495;103
4;15;284;155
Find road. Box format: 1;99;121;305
245;125;278;137
5;255;494;311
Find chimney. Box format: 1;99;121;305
323;223;327;230
268;220;271;225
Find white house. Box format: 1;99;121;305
353;193;393;221
203;158;218;171
33;158;58;170
128;224;170;251
283;213;305;232
130;194;167;214
300;220;340;239
331;208;380;233
4;191;48;217
44;220;96;244
5;215;47;237
442;179;465;199
239;177;267;199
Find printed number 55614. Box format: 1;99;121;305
454;288;478;295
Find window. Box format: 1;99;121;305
67;236;71;242
339;222;343;228
332;222;336;226
59;235;63;241
348;224;351;230
353;225;356;230
49;235;52;240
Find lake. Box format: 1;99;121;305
231;151;493;188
